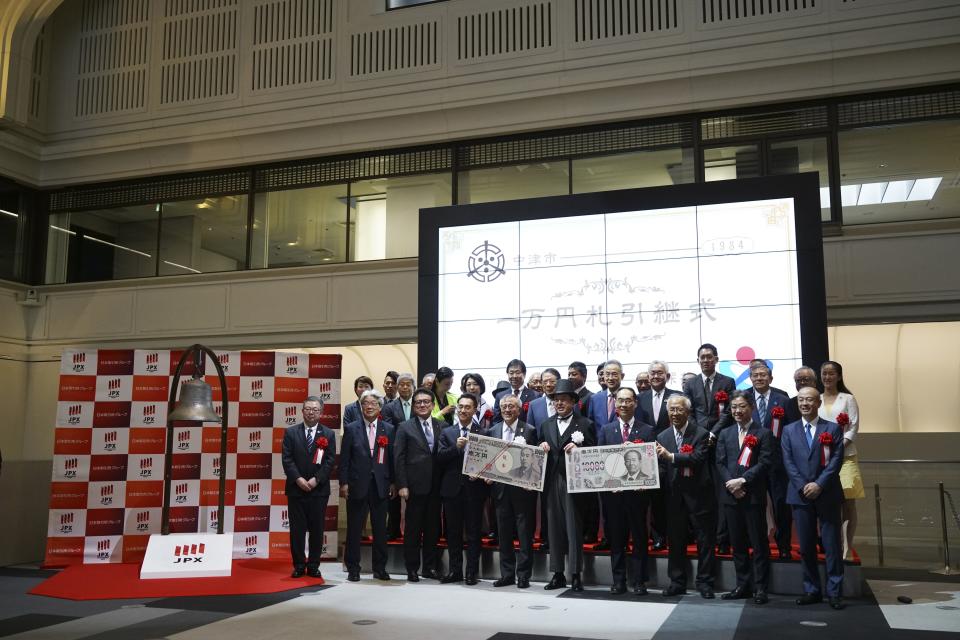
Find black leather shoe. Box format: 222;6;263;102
717;544;731;555
754;591;769;605
347;571;360;582
373;570;391;581
465;574;478;585
517;577;530;589
699;587;715;599
291;567;305;578
721;586;752;600
571;573;583;592
796;593;822;605
663;584;686;597
441;572;463;584
594;538;610;551
493;576;515;587
540;542;549;552
633;583;648;596
422;570;442;581
652;540;666;552
544;573;567;590
610;582;627;595
829;596;845;610
407;572;420;582
307;568;322;579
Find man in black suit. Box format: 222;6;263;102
568;361;594;410
382;370;399;402
786;366;818;425
493;358;539;424
539;379;596;592
655;394;717;598
281;395;337;578
394;387;444;581
437;393;489;584
716;391;774;604
343;375;374;426
637;359;677;550
340;390;395;582
381;372;415;539
488;393;539;588
598;387;657;595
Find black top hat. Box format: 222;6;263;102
553;379;579;401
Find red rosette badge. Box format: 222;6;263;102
738;434;759;467
679;443;694;477
376;435;389;464
714;390;729;415
313;436;329;464
818;432;833;466
770;406;785;437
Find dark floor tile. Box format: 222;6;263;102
0;613;77;637
78;610;230;640
146;584;330;614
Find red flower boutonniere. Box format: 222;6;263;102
738;434;759;467
522;402;529;412
770;406;785;438
312;436;329;464
836;412;850;428
818;432;833;466
743;434;759;448
714;390;729;415
631;438;644;444
484;409;493;420
679;443;694;476
376;435;389;464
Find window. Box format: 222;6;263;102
768;137;831;221
572;148;694;193
838;119;960;225
159;197;248;275
458;162;569;204
0;188;20;281
703;145;761;182
252;185;348;268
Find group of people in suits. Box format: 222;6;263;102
281;346;859;611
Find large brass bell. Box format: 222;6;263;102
168;377;221;422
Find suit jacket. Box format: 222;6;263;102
655;423;714;501
526;395;583;435
780;417;845;507
577;386;593;406
342;400;362;427
487;420;540;500
437;422;490;498
539;413;596;484
586;388;620;429
493;386;539;424
683;373;736;435
745;387;791;433
597;417;656;446
340;418;395;501
382;396;412;428
637;387;679;433
281;422;337;499
715;422;773;506
393;415;443;496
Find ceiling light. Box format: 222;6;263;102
83;235;152;258
880;180;913;204
819;187;831;209
907;177;942;201
0;208;18;218
840;185;860;207
49;225;76;236
163;260;201;274
857;182;886;206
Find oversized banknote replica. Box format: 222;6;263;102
462;432;546;492
565;443;660;493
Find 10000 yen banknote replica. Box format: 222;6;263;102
462;432;547;492
565;443;660;493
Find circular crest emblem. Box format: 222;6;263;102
467;241;505;283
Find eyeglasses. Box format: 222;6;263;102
412;399;433;406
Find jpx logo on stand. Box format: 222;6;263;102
67;404;83;424
100;484;115;506
177;431;191;450
244;535;258;556
145;352;160;373
315;381;332;403
246;482;260;503
136;510;150;532
103;431;118;451
218;353;230;374
59;512;75;534
63;457;78;479
284;406;298;425
281;509;289;529
286;355;299;375
212;457;222;478
139;457;153;478
174;482;189;504
248;430;262;451
106;378;122;399
72;352;87;372
250;379;264;399
142;404;156;424
173;542;206;563
209;510;219;529
96;539;111;560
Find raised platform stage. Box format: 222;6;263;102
359;540;862;597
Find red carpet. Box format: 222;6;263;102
29;559;324;601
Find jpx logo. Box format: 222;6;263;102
107;378;122;399
136;510;150;532
218;353;230;374
139;457;153;478
281;508;289;530
209;510;219;528
246;482;260;503
212;457;222;478
72;352;87;372
214;405;223;418
174;482;189;504
67;404;83;425
63;457;78;479
173;542;206;563
142;404;156;424
244;535;258;555
315;381;333;402
103;430;118;452
59;512;75;534
284;406;298;425
145;352;159;373
96;539;111;560
100;484;115;506
177;431;191;450
286;355;298;374
250;379;264;399
248;430;262;451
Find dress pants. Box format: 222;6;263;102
724;501;770;592
603;491;651;586
666;487;717;589
793;501;844;597
344;484;388;573
768;465;793;552
443;486;485;576
287;493;327;570
546;472;584;575
403;492;441;574
495;487;537;580
387;493;402;538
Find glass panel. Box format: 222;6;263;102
251;185;347;269
458;162;569;204
0;189;19;281
703;145;760;182
839;119;960;225
572;147;694;193
769;137;831;221
350;173;451;261
45;205;158;284
159;196;248;276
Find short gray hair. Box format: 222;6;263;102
304;395;324;408
667;394;692;410
647;360;670;374
360;389;384;407
398;372;415;384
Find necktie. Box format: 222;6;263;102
705;376;713;399
607;393;615;420
504;425;514;442
675;428;683;450
305;426;314;445
738;427;746;448
805;422;814;447
423;420;434;448
547;399;555;417
402;401;410;421
621;421;630;442
758;394;767;425
653;391;662;421
513;389;520;397
461;426;469;439
368;423;376;455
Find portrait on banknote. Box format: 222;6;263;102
565;442;660;493
462;432;546;492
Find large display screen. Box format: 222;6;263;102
418;175;827;393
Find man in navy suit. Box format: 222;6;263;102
586;359;624;427
716;391;774;604
281;395;337;578
539;379;596;592
782;386;845;609
342;375;374;426
488;394;539;588
340;390;395;582
437;394;489;584
381;372;415;539
598;387;657;595
525;367;562;432
655;394;717;598
637;359;677;550
745;360;794;559
394;387;445;581
493;359;539;424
